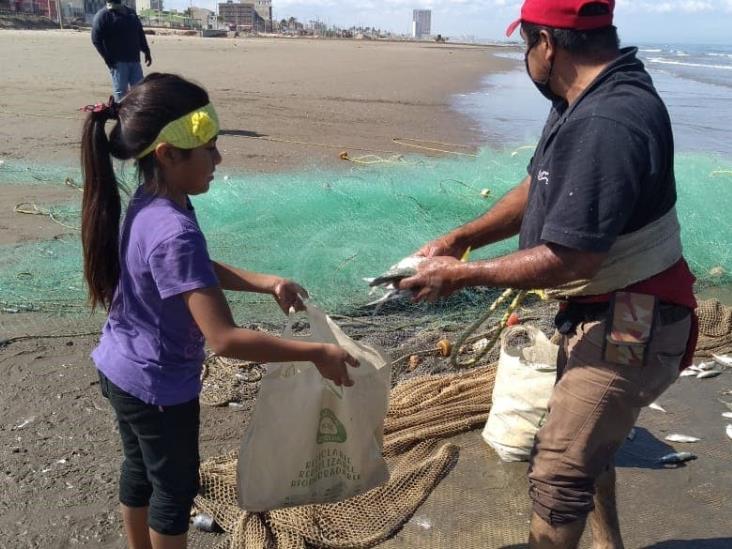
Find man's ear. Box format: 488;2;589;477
539;29;555;63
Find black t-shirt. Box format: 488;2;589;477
519;47;677;253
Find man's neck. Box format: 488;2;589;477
558;51;620;105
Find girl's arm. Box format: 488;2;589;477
213;261;307;313
183;286;357;386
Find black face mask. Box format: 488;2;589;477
524;45;563;103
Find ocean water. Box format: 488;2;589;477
455;44;732;157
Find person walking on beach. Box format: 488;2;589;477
401;1;697;548
91;0;152;101
80;73;358;549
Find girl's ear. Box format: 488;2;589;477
153;143;180;169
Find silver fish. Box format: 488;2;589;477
658;451;697;465
722;412;732;419
664;434;701;443
679;369;698;377
697;361;717;371
648;402;667;413
627;428;637;441
369;256;426;288
726;425;732;441
697;370;722;379
712;354;732;368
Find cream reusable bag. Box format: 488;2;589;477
237;303;391;511
482;325;558;462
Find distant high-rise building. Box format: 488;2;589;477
412;9;430;39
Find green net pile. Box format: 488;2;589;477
0;149;730;320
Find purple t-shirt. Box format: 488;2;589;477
92;187;219;405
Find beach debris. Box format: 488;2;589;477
11;417;35;431
437;339;452;358
726;425;732;441
627;428;637;441
409;515;432;530
658;451;697;465
665;434;701;443
680;368;698;377
708;266;726;278
722;412;732;419
0;160;4;167
506;312;520;326
223;175;230;181
480;188;491;198
719;400;732;412
697;370;722;379
408;355;423;371
712;354;732;368
721;390;732;396
192;513;221;533
472;338;489;354
648;402;667;413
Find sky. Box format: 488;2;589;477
168;0;732;45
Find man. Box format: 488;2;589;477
401;1;697;548
92;0;152;101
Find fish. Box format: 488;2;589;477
368;255;427;288
719;400;732;412
627;427;637;441
722;412;732;419
697;370;722;379
727;425;732;441
679;369;698;377
664;434;701;443
648;402;667;413
658;451;697;465
712;354;732;368
696;361;717;371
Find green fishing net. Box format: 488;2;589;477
0;149;730;320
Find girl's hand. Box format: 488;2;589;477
313;344;359;387
271;278;309;314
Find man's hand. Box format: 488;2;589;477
144;52;152;67
272;278;308;314
415;235;466;259
399;256;467;302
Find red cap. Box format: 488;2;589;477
506;0;615;37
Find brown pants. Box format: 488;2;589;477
527;305;691;525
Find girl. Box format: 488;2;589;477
81;73;358;549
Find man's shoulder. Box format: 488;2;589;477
93;7;110;22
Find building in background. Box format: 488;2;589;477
219;1;253;30
189;6;216;29
254;0;271;32
411;9;430;39
83;0;136;22
137;0;162;12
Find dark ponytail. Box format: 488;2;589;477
80;73;210;310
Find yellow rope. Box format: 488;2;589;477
710;170;732;177
14;202;80;231
392;137;478;157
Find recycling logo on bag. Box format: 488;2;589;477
317;408;347;444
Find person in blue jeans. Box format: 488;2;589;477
92;0;152;101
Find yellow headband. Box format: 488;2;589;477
136;103;220;159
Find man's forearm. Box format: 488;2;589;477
213;261;277;293
449;176;531;251
457;244;606;290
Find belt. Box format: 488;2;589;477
555;300;691;335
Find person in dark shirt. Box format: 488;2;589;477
92;0;152;101
401;1;696;548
